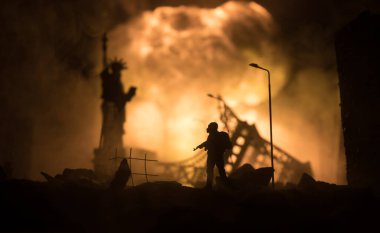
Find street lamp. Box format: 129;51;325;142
249;63;275;190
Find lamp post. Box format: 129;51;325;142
249;63;275;190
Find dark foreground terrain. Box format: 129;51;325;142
0;178;379;233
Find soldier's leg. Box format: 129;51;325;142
206;155;216;188
216;157;228;185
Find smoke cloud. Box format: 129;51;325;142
0;0;129;179
113;0;379;183
1;0;379;182
108;1;290;163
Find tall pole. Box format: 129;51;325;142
98;32;109;148
265;68;275;190
102;32;108;68
249;63;275;190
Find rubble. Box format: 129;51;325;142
221;163;273;191
61;168;97;181
298;173;340;191
40;168;102;188
109;158;131;191
40;171;55;183
0;178;378;232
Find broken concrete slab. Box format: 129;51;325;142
216;163;273;191
62;168;97;181
40;168;102;189
109;158;131;191
40;172;56;183
298;173;341;191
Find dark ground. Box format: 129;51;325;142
0;179;378;233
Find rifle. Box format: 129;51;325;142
193;141;206;151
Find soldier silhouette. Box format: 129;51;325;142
194;122;232;190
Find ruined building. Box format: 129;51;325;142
335;11;380;190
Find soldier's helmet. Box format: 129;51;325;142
110;58;127;72
207;122;218;133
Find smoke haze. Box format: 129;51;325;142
0;0;129;179
1;0;379;182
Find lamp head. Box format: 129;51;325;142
207;93;222;100
249;63;259;68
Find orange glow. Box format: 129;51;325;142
114;1;286;162
106;1;342;183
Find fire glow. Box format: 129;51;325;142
108;1;289;162
105;0;343;183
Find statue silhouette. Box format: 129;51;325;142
100;59;136;112
99;59;136;151
94;33;137;179
194;122;232;190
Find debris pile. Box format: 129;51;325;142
0;175;378;233
41;168;102;188
297;172;345;191
214;163;273;192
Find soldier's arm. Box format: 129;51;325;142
193;141;207;151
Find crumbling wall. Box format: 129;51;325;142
335;11;380;189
